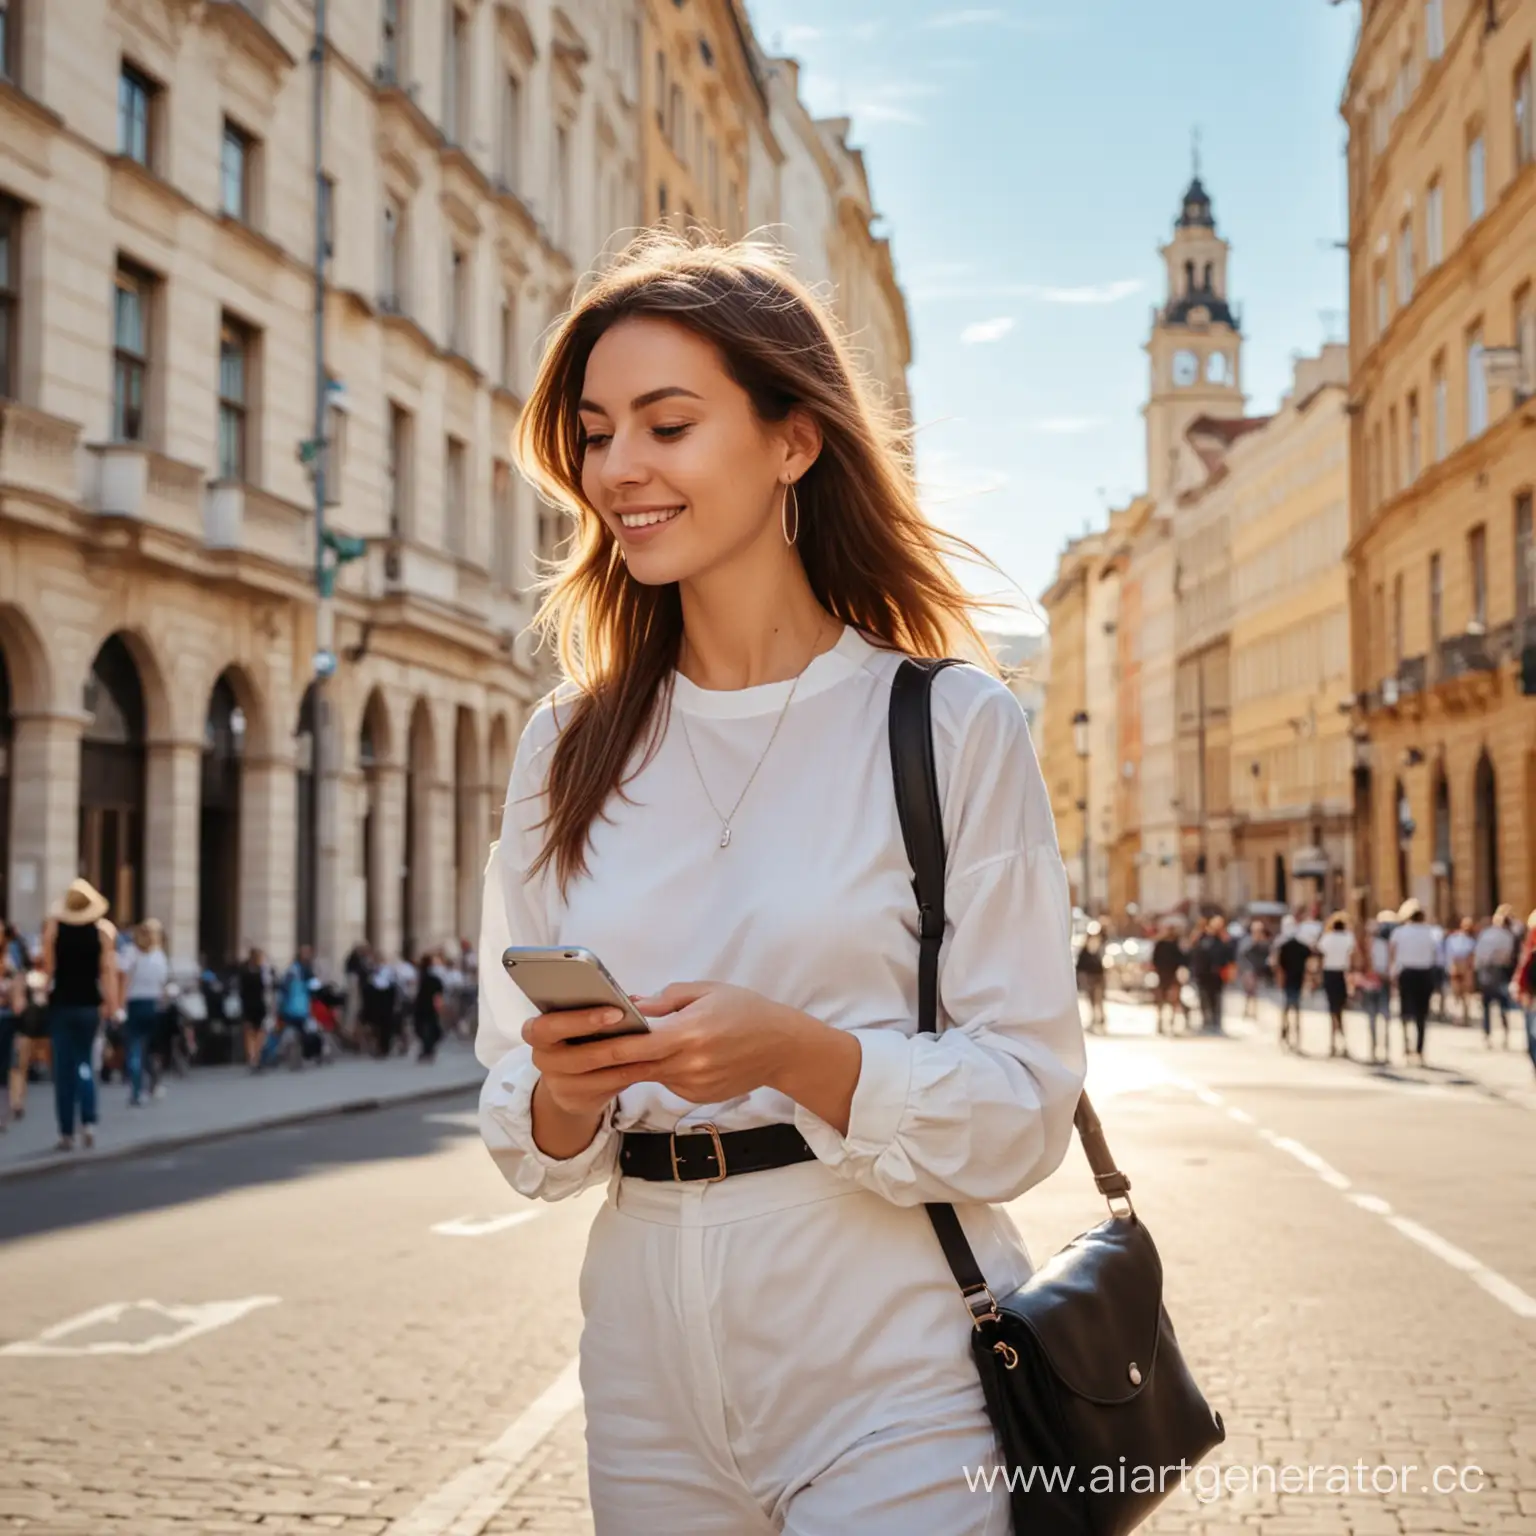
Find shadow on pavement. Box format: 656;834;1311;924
0;1091;483;1245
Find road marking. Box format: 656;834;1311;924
424;1110;480;1128
384;1356;583;1536
0;1297;280;1358
431;1210;542;1238
1171;1078;1536;1320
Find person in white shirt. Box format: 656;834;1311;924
1473;907;1518;1045
1443;918;1477;1024
118;919;170;1106
475;238;1085;1534
1390;902;1440;1063
1316;914;1358;1059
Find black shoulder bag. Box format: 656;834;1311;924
888;658;1225;1536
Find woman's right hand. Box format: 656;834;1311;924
523;1006;661;1119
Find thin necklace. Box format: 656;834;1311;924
675;629;830;850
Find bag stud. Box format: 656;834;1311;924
1128;1362;1143;1386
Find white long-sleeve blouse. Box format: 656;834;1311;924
476;625;1086;1210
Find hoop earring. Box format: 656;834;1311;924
781;479;800;546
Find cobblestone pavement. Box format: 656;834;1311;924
3;1002;1534;1534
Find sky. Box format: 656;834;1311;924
743;0;1361;630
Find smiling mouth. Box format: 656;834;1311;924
617;507;684;529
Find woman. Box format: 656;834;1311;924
1189;917;1233;1034
0;923;25;1131
474;236;1084;1533
1316;912;1357;1060
1074;922;1107;1033
1473;905;1518;1046
237;948;272;1069
414;950;445;1063
1390;900;1439;1065
1238;920;1270;1020
1151;923;1186;1035
42;879;116;1150
119;919;170;1105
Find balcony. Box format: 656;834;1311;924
1436;630;1498;683
205;481;310;568
1396;654;1427;699
87;443;203;541
0;403;81;506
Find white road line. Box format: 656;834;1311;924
431;1211;542;1238
384;1357;583;1536
1171;1077;1536;1320
1;1297;280;1358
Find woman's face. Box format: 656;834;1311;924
576;316;815;587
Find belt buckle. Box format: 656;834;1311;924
669;1121;728;1183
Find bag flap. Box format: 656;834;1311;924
1000;1214;1165;1406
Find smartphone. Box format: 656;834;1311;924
501;946;652;1045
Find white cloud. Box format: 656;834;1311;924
921;7;1006;27
1026;280;1145;305
911;277;1145;304
960;316;1016;345
1025;416;1108;435
849;79;940;126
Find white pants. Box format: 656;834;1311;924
578;1157;1023;1534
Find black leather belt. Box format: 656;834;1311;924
618;1122;818;1183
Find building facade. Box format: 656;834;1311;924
1345;0;1536;922
1229;347;1354;913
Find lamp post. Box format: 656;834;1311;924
1073;709;1091;914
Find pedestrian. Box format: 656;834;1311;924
1273;915;1311;1053
475;237;1086;1532
1238;920;1270;1020
1359;914;1395;1064
6;923;43;1122
118;918;170;1106
1190;917;1233;1033
41;879;116;1151
363;956;398;1058
457;938;478;1039
1473;905;1517;1047
1427;915;1448;1022
1151;923;1186;1035
1316;912;1357;1060
275;945;316;1068
237;947;271;1068
1513;912;1536;1078
414;949;445;1062
1074;922;1108;1033
0;925;24;1132
1444;917;1477;1025
1391;900;1439;1065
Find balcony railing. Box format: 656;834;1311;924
1396;654;1427;698
1437;629;1498;683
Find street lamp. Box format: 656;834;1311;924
1073;710;1091;914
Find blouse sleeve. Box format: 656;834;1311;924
794;673;1087;1207
475;708;621;1202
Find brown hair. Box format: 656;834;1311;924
516;233;1001;892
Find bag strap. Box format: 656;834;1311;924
888;659;1132;1319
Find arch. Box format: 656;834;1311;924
199;671;248;969
358;685;394;770
488;711;514;841
1472;750;1499;918
1202;260;1213;291
0;602;53;716
82;624;174;743
402;699;435;958
1184;258;1195;294
295;682;321;949
79;634;150;926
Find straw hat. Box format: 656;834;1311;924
54;878;109;926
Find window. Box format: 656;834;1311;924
1397;217;1414;305
654;50;665;130
1426;0;1444;61
500;73;521;190
1407;391;1422;481
118;63;158;168
1388;406;1400;497
499;296;516;389
707;137;719;218
382;197;407;310
445;435;467;557
217;315;253;481
693;109;703;176
1429;552;1443;655
1372;583;1386;679
444;6;468;144
492;459;514;585
1515;285;1533;404
1426;178;1443;266
112;260;153;442
1375;270;1389;338
669;85;683;156
381;0;405;82
1517;55;1534;169
658;180;667;219
387;403;412;536
0;196;17;400
538;505;563;567
553;125;569;244
1517;493;1535;624
1371;423;1384;508
1467;524;1488;630
1467;326;1487;439
1432;352;1448;459
1393;574;1405;666
0;0;15;83
1467;131;1486;223
319;174;335;259
449;245;467;353
220;119;252;221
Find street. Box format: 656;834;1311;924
2;1002;1534;1536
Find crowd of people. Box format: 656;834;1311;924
0;877;480;1153
1074;898;1536;1075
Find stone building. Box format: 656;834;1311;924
0;0;645;969
1228;347;1354;914
1345;0;1536;923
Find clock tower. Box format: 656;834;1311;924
1144;170;1245;500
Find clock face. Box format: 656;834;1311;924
1207;352;1231;385
1172;350;1199;387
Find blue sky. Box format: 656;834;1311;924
743;0;1360;628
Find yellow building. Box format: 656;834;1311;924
1228;348;1354;912
1039;534;1104;913
641;0;764;234
1345;0;1536;922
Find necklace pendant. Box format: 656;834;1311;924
719;826;732;850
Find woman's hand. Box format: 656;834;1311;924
630;982;806;1104
522;1006;665;1119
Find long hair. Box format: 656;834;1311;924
516;232;1003;893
